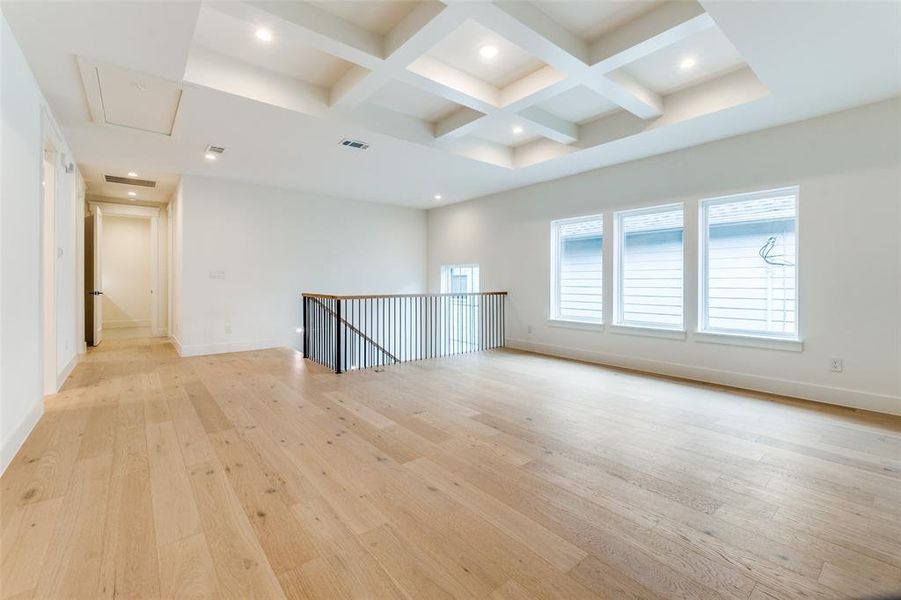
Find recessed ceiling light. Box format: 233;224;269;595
127;171;138;177
434;194;442;201
479;45;498;60
512;125;524;134
127;191;136;197
204;152;217;161
680;57;697;70
256;28;273;42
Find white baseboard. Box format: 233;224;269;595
0;399;44;476
172;337;284;357
104;319;151;329
56;353;78;391
506;338;901;416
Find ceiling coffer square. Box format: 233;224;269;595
105;175;157;188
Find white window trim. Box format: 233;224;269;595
549;213;604;325
694;331;803;352
698;186;801;343
610;324;686;340
614;202;685;331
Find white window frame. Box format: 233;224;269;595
613;202;685;332
698;186;800;342
549;214;604;326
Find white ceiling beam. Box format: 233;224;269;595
590;2;715;70
331;2;468;109
330;66;385;108
183;47;329;116
242;1;382;67
405;56;499;109
384;1;462;62
588;71;662;120
517;107;578;144
500;65;571;109
433;107;487;138
457;0;671;127
464;1;589;71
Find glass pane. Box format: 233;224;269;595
620;207;683;327
556;217;602;322
705;194;796;335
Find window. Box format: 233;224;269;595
440;264;479;352
700;187;798;338
615;204;684;329
550;215;603;323
440;264;479;293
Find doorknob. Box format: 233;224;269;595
89;291;103;295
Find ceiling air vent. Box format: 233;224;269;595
105;175;157;187
206;144;226;155
340;138;369;150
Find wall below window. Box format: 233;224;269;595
172;175;428;357
428;99;901;415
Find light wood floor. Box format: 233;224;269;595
2;338;899;599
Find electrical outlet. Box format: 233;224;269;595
224;324;232;335
829;358;843;373
527;324;533;334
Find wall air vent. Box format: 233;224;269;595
104;175;157;187
340;138;370;150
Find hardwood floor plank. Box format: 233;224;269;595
0;497;64;599
157;533;220;600
187;460;286;599
146;420;201;546
1;338;897;599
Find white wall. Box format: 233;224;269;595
170;184;183;344
101;215;152;328
428;99;901;415
1;12;82;472
173;176;427;356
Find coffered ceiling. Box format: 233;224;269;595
3;0;899;207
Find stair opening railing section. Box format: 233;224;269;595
302;292;507;373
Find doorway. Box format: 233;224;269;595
85;202;165;344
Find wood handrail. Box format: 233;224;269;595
302;291;508;300
306;296;399;363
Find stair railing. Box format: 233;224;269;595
302;292;507;373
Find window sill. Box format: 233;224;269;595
547;319;604;332
610;324;686;340
694;331;803;352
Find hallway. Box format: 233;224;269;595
1;339;899;598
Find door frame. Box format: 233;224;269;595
87;201;165;337
40;118;61;395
